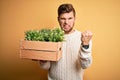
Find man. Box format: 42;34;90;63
39;3;93;80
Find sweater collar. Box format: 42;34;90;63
64;29;78;37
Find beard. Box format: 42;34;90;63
61;23;75;34
64;26;73;34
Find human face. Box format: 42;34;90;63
58;11;75;34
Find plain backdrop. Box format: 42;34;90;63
0;0;120;80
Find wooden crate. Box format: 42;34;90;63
20;40;62;61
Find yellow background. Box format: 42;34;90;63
0;0;120;80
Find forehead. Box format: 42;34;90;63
59;11;74;18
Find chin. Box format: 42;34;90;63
64;29;73;33
64;29;70;32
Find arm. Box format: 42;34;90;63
39;60;51;70
79;30;93;69
79;40;92;69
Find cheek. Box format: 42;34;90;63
70;20;75;25
59;21;64;26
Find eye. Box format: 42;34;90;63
68;17;73;20
60;18;66;20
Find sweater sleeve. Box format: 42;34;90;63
39;61;51;70
79;40;92;69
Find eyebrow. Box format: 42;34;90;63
60;17;73;19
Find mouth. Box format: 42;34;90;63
63;24;69;29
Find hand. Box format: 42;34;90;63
40;60;47;63
81;30;93;45
32;59;38;61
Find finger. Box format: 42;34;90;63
89;32;93;36
81;32;85;37
86;31;93;37
85;32;89;37
88;32;93;38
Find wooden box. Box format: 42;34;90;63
20;40;62;61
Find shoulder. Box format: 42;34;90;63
72;29;82;38
74;29;81;35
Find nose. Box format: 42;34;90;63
65;19;68;24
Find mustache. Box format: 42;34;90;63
63;24;69;26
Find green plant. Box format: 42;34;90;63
25;28;64;42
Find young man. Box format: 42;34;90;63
39;3;93;80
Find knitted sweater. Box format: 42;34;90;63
39;30;92;80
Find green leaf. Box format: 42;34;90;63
24;28;64;42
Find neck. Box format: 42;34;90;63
65;29;75;34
